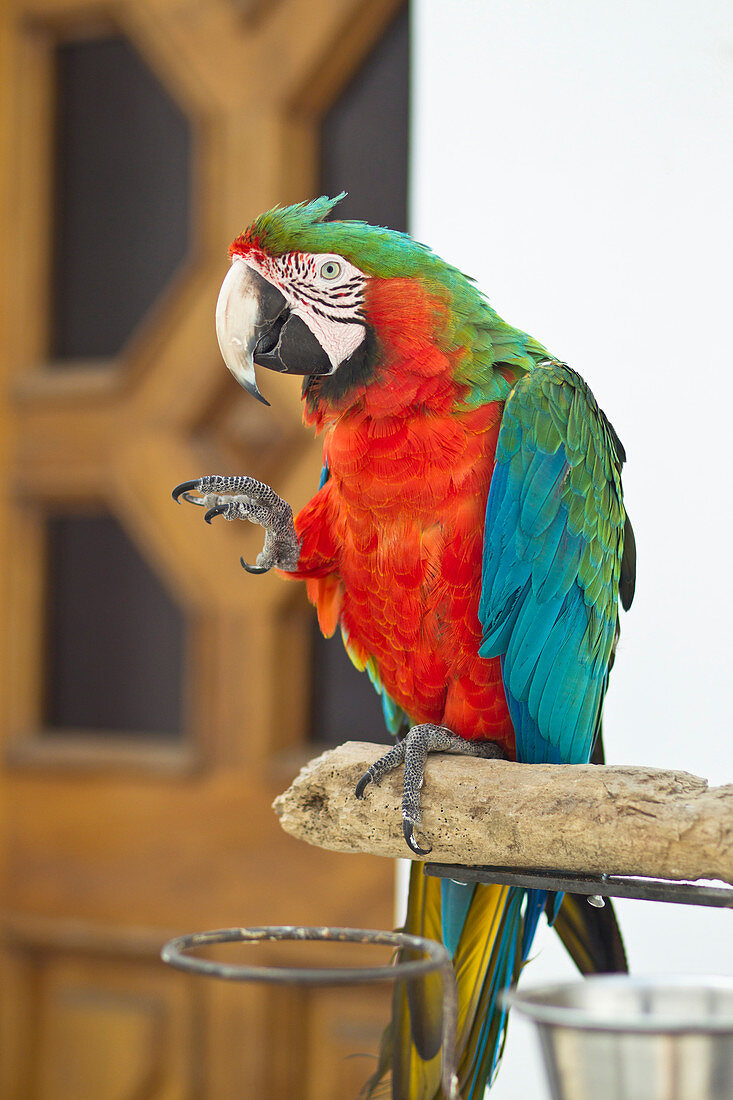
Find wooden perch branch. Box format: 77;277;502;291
273;741;733;886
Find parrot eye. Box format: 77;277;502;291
319;260;342;281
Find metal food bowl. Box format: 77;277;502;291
505;975;733;1100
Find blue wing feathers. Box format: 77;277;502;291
531;511;568;597
380;691;407;735
505;591;564;702
480;362;626;767
519;446;567;538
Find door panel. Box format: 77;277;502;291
32;954;197;1100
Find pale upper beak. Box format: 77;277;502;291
215;258;279;405
215;257;331;405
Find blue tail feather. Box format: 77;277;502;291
441;879;476;958
521;889;548;962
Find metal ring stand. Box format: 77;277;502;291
161;924;460;1099
161;871;732;1099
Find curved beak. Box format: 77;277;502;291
215;258;287;405
215;258;332;405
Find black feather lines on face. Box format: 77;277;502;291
303;324;379;412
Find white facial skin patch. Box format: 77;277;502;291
241;251;368;372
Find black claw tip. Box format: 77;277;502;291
354;773;372;799
204;505;229;525
172;479;200;503
403;820;432;856
240;557;270;574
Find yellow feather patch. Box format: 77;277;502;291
453;884;510;1059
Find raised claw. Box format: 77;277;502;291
172;473;300;573
403;820;432;857
172;479;201;503
240;557;270;575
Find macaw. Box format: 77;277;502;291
173;195;635;1098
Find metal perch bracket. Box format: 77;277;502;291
425;864;733;908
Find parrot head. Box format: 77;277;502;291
217;196;367;406
217;194;545;414
217;193;441;409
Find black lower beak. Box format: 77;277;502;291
254;312;332;378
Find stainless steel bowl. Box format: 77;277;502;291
505;975;733;1100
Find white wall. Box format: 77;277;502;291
411;2;733;1095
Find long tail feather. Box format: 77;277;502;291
363;864;628;1099
364;868;523;1099
459;889;524;1097
520;888;547;962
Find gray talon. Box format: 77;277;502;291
354;772;372;799
205;504;230;524
404;819;431;856
172;479;201;503
355;724;506;855
240;557;270;574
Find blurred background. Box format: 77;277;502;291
0;1;406;1096
1;1;732;1097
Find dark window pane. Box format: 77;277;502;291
52;35;191;360
311;4;409;746
44;515;185;737
320;5;409;231
310;623;393;747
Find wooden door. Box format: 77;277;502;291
0;2;408;1096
